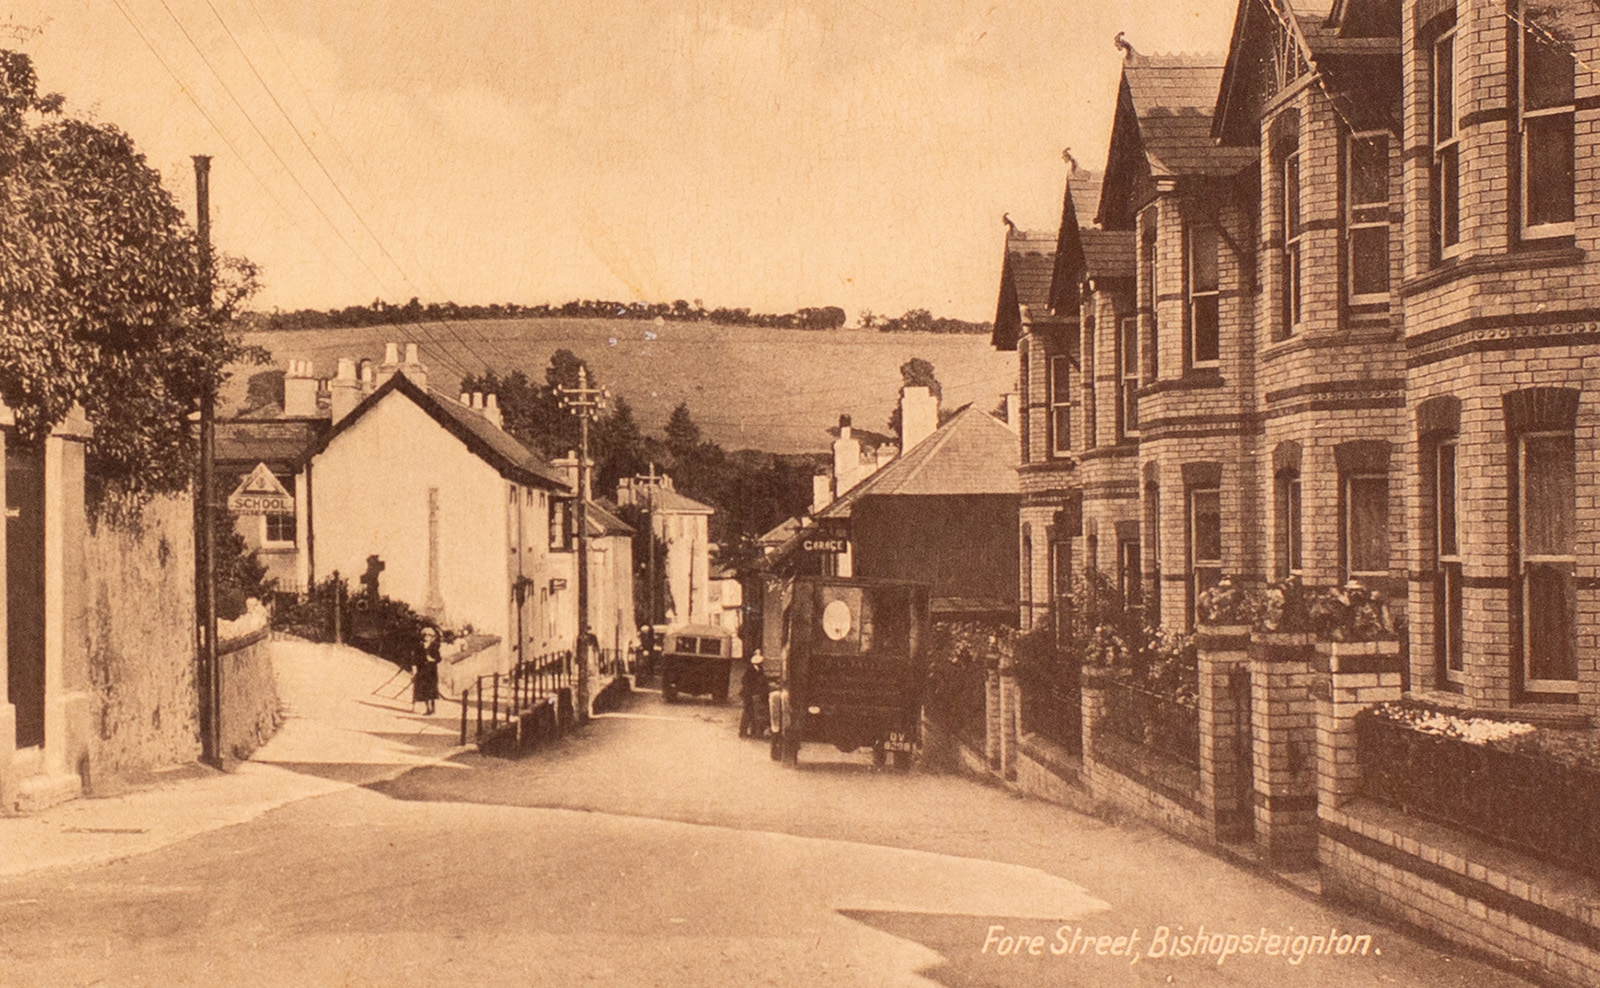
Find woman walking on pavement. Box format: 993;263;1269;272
414;624;442;715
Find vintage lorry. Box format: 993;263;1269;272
769;576;931;770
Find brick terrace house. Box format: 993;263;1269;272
1000;0;1600;718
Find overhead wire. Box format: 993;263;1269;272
107;0;373;303
194;0;498;374
141;0;474;379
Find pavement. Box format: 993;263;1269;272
0;637;468;878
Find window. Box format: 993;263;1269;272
549;497;573;551
1188;486;1221;627
1019;342;1031;464
1275;472;1303;579
1282;149;1304;333
1347;131;1391;301
265;513;295;545
1117;536;1142;607
1146;482;1163;627
1432;25;1461;256
1520;8;1575;237
1519;432;1577;689
1082;316;1097;448
1020;526;1035;629
1140;209;1159;379
1050;354;1073;457
1187;223;1220;366
1435;440;1464;684
1343;474;1390;577
1117;316;1139;439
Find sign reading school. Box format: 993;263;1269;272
227;463;294;515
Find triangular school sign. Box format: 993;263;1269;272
227;463;294;514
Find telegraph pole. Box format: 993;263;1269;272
193;155;221;769
557;366;606;720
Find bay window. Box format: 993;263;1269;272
1050;354;1073;456
1519;432;1577;689
1432;24;1461;257
1435;439;1464;684
1519;6;1576;237
1187;223;1220;367
1118;316;1139;439
1343;473;1390;579
1188;485;1222;628
1347;131;1391;302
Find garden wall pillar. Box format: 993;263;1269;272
985;654;1002;771
1314;640;1403;810
1196;624;1252;842
998;643;1019;781
1249;632;1319;867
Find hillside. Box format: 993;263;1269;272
229;317;1017;455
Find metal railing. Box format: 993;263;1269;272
1100;677;1200;770
459;649;574;746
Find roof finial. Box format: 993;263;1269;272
1062;147;1078;173
1002;212;1017;235
1114;31;1137;64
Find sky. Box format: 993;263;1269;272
9;0;1237;323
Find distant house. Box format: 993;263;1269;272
215;412;326;594
615;475;714;628
813;402;1020;623
303;365;574;684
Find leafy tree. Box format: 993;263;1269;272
664;402;701;458
0;50;261;509
886;356;945;438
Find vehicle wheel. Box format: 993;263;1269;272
872;743;887;768
769;734;783;761
892;750;912;772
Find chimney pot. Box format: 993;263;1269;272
404;342;419;364
383;342;399;365
472;392;484;410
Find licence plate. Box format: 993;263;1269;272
885;732;912;752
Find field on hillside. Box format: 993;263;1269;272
231;318;1017;455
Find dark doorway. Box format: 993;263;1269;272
7;441;45;749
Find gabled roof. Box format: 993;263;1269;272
816;404;1018;520
1213;0;1401;145
646;485;715;515
991;228;1057;351
1097;52;1256;227
216;417;328;471
304;372;569;491
1081;230;1138;281
584;499;635;537
756;515;805;548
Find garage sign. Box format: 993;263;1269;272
227;463;294;515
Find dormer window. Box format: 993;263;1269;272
1431;24;1462;257
1519;6;1576;238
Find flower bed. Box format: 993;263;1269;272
1357;703;1600;880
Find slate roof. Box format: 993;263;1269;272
1081;229;1138;281
1123;56;1257;177
584;499;635;537
816;404;1019;520
304;372;569;491
992;229;1058;351
216;417;327;471
757;516;805;548
644;485;715;515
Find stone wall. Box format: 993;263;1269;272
217;604;281;762
81;493;203;780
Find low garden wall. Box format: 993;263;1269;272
217;600;281;762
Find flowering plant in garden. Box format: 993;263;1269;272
1255;574;1313;633
1309;580;1396;642
1196;576;1259;626
1368;702;1536;746
1141;625;1198;708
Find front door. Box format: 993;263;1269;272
7;442;45;749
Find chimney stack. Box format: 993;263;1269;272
329;357;362;423
471;392;483;410
899;386;939;450
398;342;428;389
813;473;833;514
484;394;503;429
283;359;319;417
378;342;401;384
832;413;861;495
